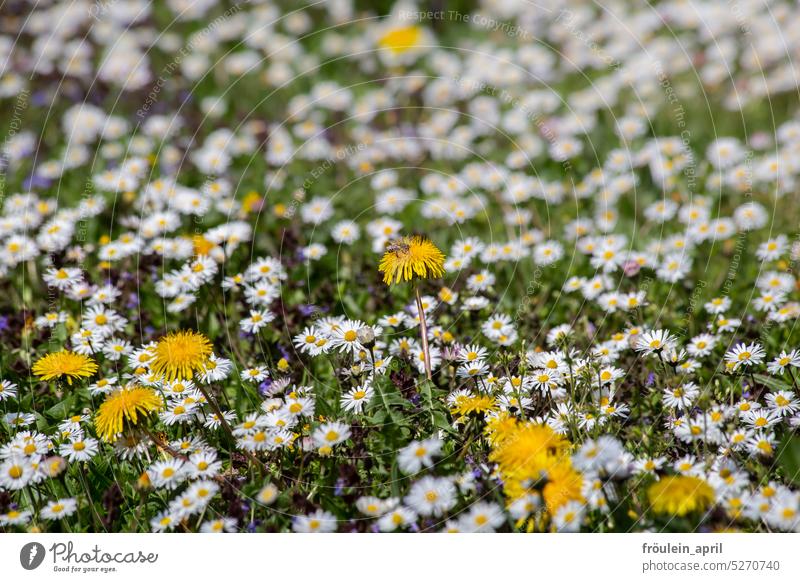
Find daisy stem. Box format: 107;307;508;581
195;385;268;474
368;347;393;421
788;368;799;392
132;491;146;531
749;370;762;400
23;488;39;528
195;506;207;529
78;463;104;531
414;285;432;381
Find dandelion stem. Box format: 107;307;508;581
78;463;105;531
414;285;432;381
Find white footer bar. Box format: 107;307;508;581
2;533;798;581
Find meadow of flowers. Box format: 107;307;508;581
1;0;800;534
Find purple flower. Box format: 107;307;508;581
258;378;273;397
622;260;641;277
23;174;51;190
298;304;319;317
31;91;49;107
442;346;459;361
126;293;139;309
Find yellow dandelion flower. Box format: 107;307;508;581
137;471;152;490
192;235;215;256
379;236;445;285
378;25;422;54
95;386;163;442
542;461;585;514
490;422;569;487
484;412;520;445
273;203;288;218
32;351;98;385
647;475;715;516
150;330;212;381
451;394;497;417
242;191;263;213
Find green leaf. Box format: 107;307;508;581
371;381;405;427
390;457;401;498
341;293;362;319
54;324;68;343
45;393;76;420
433;411;457;436
777;433;800;485
418;378;436;429
755;374;793;393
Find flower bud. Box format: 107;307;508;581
357;326;375;348
40;456;67;478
